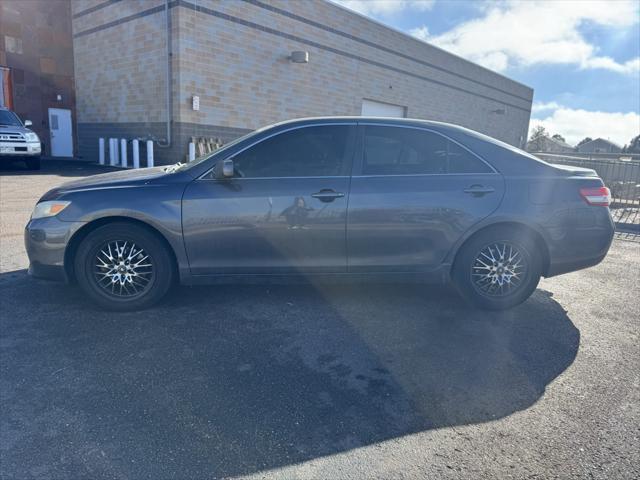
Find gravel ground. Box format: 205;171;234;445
1;161;639;479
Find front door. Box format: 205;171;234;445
182;124;356;275
347;125;504;272
48;108;73;157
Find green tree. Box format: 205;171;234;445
626;134;640;153
577;137;593;147
552;134;566;143
528;126;549;151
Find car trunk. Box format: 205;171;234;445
550;164;598;177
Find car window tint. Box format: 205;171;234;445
362;126;492;175
448;141;492;174
232;125;350;178
362;126;447;175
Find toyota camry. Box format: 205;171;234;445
25;117;614;311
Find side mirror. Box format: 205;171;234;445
214;158;234;179
24;120;33;127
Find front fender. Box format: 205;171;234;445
58;184;192;283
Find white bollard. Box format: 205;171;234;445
188;142;195;162
113;138;119;165
146;140;154;168
132;139;140;169
120;138;127;168
98;138;105;165
109;138;116;166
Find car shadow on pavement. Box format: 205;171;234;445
0;270;579;479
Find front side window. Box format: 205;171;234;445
231;125;352;178
361;126;492;175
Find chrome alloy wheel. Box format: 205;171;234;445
471;242;527;297
93;240;154;297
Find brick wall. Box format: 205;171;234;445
72;0;533;165
1;0;76;157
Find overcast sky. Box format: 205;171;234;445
332;0;640;146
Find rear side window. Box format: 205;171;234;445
361;126;492;175
231;125;352;178
447;141;492;174
362;126;447;175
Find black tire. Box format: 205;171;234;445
26;157;41;170
453;227;542;310
74;222;174;311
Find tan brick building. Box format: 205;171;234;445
71;0;534;165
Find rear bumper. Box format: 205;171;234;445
546;251;609;277
24;217;85;283
545;207;614;277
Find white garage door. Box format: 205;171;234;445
361;99;406;118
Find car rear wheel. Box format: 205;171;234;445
74;223;174;311
453;227;542;310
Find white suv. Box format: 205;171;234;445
0;107;41;170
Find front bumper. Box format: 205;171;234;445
24;216;85;282
1;142;41;157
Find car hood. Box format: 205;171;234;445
38;166;172;201
0;124;34;135
61;166;169;189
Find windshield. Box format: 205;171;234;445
173;128;263;172
0;110;23;127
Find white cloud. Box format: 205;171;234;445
419;0;640;74
409;25;430;41
331;0;434;17
530;105;640;146
582;56;640;74
531;101;563;113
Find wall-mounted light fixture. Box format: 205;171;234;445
56;94;62;102
289;51;309;63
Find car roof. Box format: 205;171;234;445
267;116;519;150
268;116;457;129
267;116;507;141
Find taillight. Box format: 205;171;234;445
580;186;611;206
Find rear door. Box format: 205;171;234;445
182;124;356;275
347;124;504;272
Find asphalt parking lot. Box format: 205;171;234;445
1;161;639;479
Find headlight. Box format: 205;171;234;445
24;132;39;142
31;201;71;219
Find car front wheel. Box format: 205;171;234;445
453;227;542;310
74;222;174;311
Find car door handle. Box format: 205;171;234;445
463;185;495;196
311;189;345;202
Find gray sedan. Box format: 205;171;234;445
25;117;614;310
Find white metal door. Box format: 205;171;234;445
48;108;73;157
361;99;406;117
